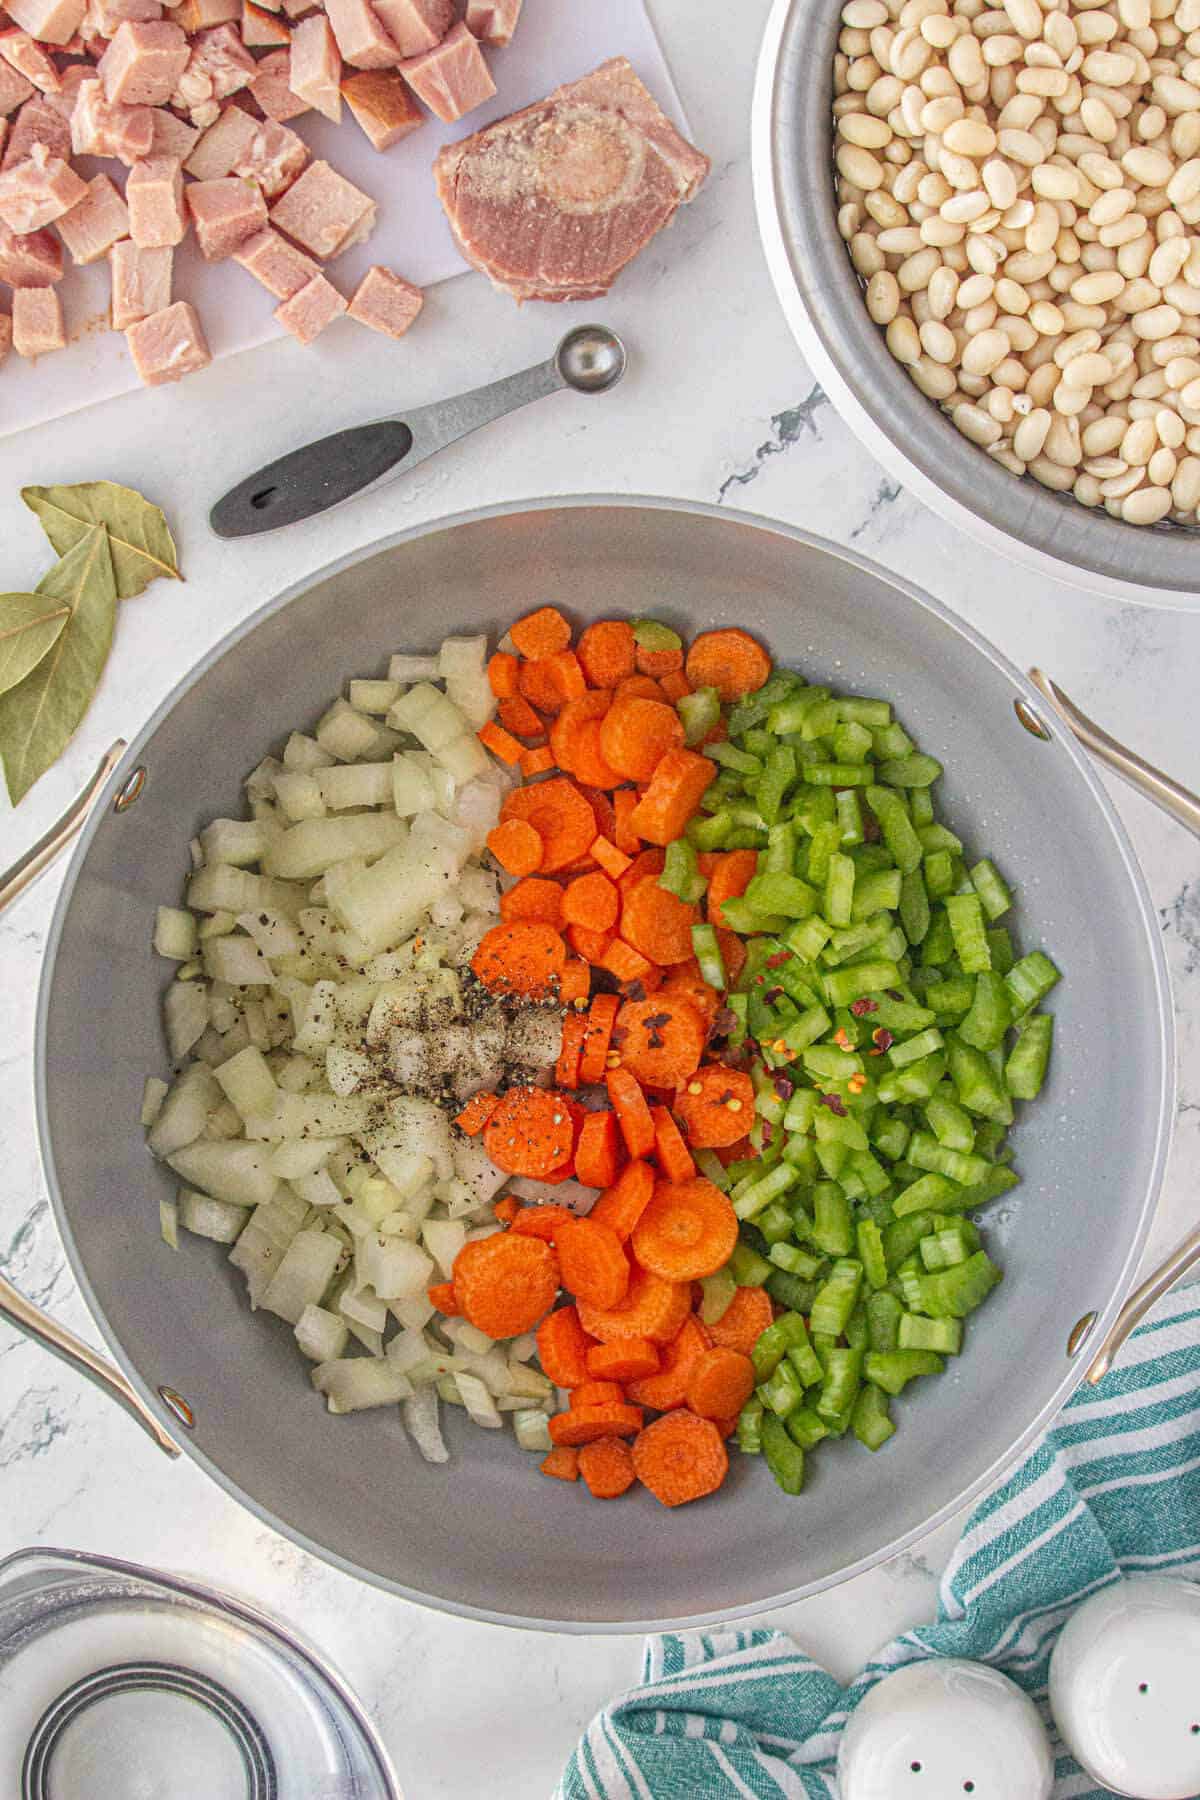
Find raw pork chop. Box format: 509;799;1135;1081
433;56;708;304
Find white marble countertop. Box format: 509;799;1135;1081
2;3;1199;1794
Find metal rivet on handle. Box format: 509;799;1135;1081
158;1386;194;1429
113;766;146;811
1067;1311;1098;1357
1014;698;1052;741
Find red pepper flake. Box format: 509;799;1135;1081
886;989;904;1002
754;974;766;985
763;985;784;1005
850;997;878;1016
833;1027;853;1051
766;950;793;967
773;1074;794;1100
819;1092;847;1117
872;1027;894;1051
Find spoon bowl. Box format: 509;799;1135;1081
556;325;627;394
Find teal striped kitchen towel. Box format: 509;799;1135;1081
559;1281;1200;1799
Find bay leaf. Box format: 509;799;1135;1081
0;525;117;806
22;480;181;599
0;593;68;698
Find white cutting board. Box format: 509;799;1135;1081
0;0;687;436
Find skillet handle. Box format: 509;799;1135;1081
0;742;181;1458
1027;672;1200;1384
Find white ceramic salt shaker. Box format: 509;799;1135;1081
838;1657;1054;1799
1049;1574;1200;1799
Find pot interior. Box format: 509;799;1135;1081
39;500;1168;1627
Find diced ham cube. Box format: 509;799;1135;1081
280;0;316;17
42;62;90;118
174;0;238;26
184;98;256;176
0;217;61;282
250;47;309;121
0;310;11;361
371;0;449;58
6;0;86;47
88;0;165;37
325;0;398;69
399;21;493;123
109;236;172;325
127;154;184;244
186;22;255;97
12;282;64;354
57;171;130;261
242;0;287;46
0;147;87;232
232;224;316;296
232;117;306;198
269;158;373;259
71;76;153;161
185;172;266;257
148;103;198;158
346;263;421;338
126;297;210;383
289;15;340;122
274;269;344;344
98;19;188;104
0;28;63;92
464;0;521;48
342;68;421;150
0;61;35;115
2;95;71;168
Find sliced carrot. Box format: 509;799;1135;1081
633;1408;729;1507
536;1304;596;1388
540;1445;580;1481
510;1204;574;1244
660;965;722;1028
488;650;519;698
636;642;685;677
591;835;632;881
578;1265;692;1345
577;619;636;688
511;605;571;660
548;1403;643;1446
556;1215;631;1310
455;1090;499;1136
571;1378;626;1408
626;1315;711;1409
684;628;771;702
559;958;591;1007
556;1011;588;1088
714;927;746;986
590;1158;656;1241
613;995;706;1088
500;876;563;927
500;778;597;873
620;876;698;966
577;784;617;844
578;1435;637;1497
707;1284;775;1356
673;1066;755;1149
493;1194;520;1224
616;674;668;702
613;789;642;855
628;749;717;847
486;818;543;877
606;1064;655;1159
574;1109;624;1189
651;1105;697;1184
632;1177;739;1281
427;1279;459;1315
472;921;566;998
498;693;546;739
568;719;623;788
599;940;657;990
478;720;525;765
685;1346;757;1420
618;846;665;893
482;1085;576;1178
519;656;565;715
545;648;587;700
550;689;610;773
520;745;555;778
567;922;613;964
562;869;619;933
452;1232;560;1338
658;668;692;702
579;993;621;1084
599;694;685;783
706;849;760;930
586;1337;660;1383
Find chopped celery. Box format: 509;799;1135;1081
762;1413;806;1493
1006;1013;1053;1099
851;1382;895;1450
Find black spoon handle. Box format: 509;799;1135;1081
209;421;415;539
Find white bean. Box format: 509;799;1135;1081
1122;483;1173;518
1172;453;1200;504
